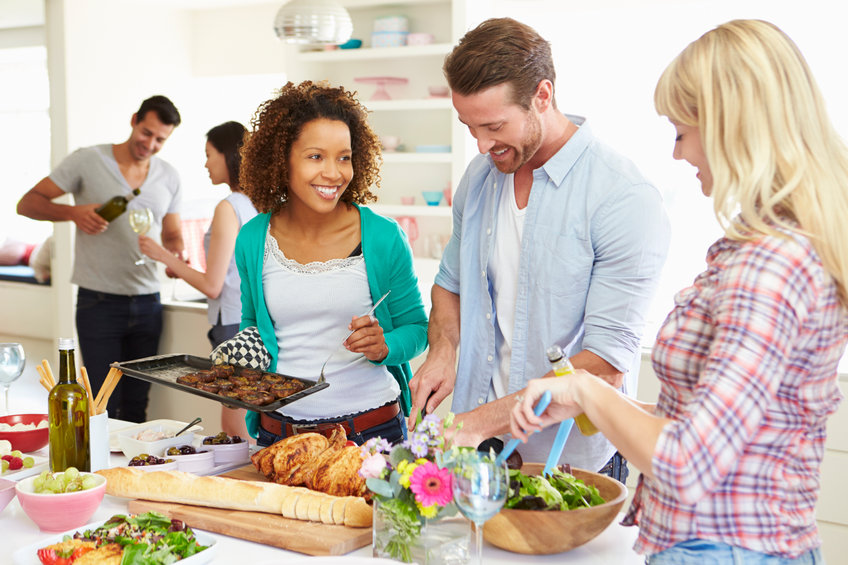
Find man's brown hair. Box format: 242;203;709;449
443;17;555;109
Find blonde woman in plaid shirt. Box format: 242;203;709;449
511;19;848;564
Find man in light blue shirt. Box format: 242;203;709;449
409;18;670;478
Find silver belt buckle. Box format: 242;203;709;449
289;422;316;434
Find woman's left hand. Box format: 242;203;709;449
345;315;388;362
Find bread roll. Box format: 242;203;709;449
95;467;372;527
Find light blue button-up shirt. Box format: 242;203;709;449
436;118;671;470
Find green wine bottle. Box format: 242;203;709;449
48;337;90;472
95;187;140;221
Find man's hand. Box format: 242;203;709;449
70;204;108;235
408;355;456;429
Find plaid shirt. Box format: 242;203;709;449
625;227;846;558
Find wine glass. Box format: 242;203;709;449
127;207;153;265
0;343;25;414
452;450;509;565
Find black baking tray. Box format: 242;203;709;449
111;354;328;412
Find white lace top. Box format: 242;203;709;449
263;230;398;420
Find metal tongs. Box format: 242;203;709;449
318;290;391;383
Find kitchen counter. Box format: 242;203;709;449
3;445;642;563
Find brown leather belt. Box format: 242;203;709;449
260;401;400;439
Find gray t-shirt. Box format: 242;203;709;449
50;144;182;295
204;191;257;325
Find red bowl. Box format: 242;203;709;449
0;413;49;453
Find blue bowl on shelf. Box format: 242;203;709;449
339;38;363;49
421;191;443;206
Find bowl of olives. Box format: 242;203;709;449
125;454;177;471
202;432;249;466
165;444;214;474
16;468;106;531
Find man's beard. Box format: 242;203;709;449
493;111;542;174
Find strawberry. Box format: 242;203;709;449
0;454;11;462
7;456;23;470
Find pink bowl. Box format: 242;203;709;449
16;472;106;531
0;414;49;453
0;478;15;513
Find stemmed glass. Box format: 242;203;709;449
128;207;153;265
0;343;25;414
451;450;509;565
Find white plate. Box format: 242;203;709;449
257;558;398;565
0;454;47;482
11;517;218;565
108;419;204;452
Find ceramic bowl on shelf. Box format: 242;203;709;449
421;191;444;206
483;464;627;554
0;413;49;453
371;31;407;48
338;38;362;49
415;144;451;153
123;459;178;472
428;85;450;98
16;472;106;532
380;135;401;152
407;32;434;46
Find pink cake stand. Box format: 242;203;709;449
355;76;409;101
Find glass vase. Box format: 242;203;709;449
372;498;471;564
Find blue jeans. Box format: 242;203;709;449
646;540;825;564
76;287;162;423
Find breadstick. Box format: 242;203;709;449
41;359;55;388
95;368;122;415
36;365;50;388
92;367;115;411
80;367;96;416
39;376;52;393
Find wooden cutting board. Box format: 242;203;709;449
126;464;372;556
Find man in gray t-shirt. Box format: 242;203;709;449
17;95;185;422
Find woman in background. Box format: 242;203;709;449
140;120;257;438
236;81;427;446
512;20;847;563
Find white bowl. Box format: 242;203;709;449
117;423;195;460
122;460;178;472
168;449;214;474
204;440;250;466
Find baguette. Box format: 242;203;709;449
95;467;372;527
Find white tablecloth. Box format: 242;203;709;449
2;421;643;564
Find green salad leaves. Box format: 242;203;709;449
505;468;606;511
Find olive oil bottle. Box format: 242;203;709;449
95;187;140;221
48;338;90;471
546;344;599;436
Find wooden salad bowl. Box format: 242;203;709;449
483;463;628;555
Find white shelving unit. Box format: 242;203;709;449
284;0;488;258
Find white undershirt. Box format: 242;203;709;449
488;175;525;401
262;232;398;420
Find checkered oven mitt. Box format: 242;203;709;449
211;326;271;370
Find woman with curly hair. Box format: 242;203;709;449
235;81;428;446
512;20;848;562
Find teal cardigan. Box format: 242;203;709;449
235;205;428;437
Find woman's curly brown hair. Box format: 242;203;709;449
239;80;382;213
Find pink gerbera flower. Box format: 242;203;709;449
409;461;453;507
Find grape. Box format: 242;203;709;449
1;460;9;473
81;475;97;490
33;470;100;494
10;450;22;458
64;467;80;482
23;456;34;468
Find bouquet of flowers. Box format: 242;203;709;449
360;412;463;563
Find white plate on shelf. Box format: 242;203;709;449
108;419;204;452
11;518;218;565
0;453;47;482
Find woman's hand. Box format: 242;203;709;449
344;315;388;362
510;372;588;442
138;235;170;262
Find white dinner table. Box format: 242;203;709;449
2;419;644;564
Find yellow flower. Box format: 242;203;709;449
416;501;439;519
397;459;419;489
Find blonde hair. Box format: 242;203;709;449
655;19;848;306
